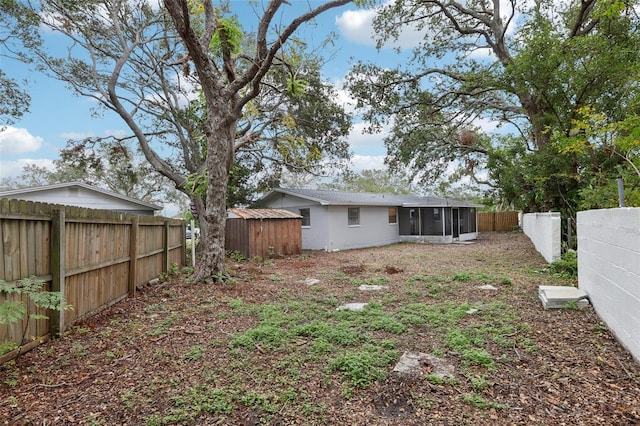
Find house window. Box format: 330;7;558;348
348;207;360;226
299;208;311;227
433;208;441;222
388;207;397;224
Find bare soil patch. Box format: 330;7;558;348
1;231;639;425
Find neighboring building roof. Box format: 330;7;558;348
260;188;482;208
228;208;302;220
0;181;162;211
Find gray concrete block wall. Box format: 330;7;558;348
522;212;561;263
578;208;640;363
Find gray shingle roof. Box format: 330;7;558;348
266;188;480;208
0;181;162;210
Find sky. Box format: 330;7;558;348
0;1;414;185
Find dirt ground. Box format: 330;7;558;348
1;231;639;425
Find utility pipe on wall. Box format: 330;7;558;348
617;178;626;207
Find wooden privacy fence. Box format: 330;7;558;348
0;198;185;358
477;211;519;232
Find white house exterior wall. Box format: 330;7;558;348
301;205;330;250
326;206;399;251
261;193;330;250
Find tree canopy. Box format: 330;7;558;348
0;0;41;125
0;138;186;209
9;0;355;280
320;168;417;194
347;0;640;222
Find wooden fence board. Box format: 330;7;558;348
477;211;519;232
0;198;184;356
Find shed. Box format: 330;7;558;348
226;208;302;258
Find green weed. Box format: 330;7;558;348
461;393;506;410
183;345;204;361
230;325;288;350
149;314;180;336
425;374;447;385
548;249;578;278
469;375;492;391
147;385;234;424
0;341;18;356
452;272;472;282
327;346;398;388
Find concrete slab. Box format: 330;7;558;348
336;302;368;311
393;351;455;379
478;284;498;290
538;285;590;309
358;285;387;291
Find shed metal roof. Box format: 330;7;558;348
228;208;302;220
261;188;481;208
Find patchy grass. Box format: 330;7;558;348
1;232;638;425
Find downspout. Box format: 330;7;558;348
418;208;422;236
442;208;445;236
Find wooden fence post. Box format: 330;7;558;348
128;215;138;297
163;219;170;273
50;208;65;336
182;221;187;267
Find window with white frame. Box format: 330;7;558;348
388;207;397;224
348;207;360;226
299;208;311;227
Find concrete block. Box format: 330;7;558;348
336;302;368;311
538;285;589;309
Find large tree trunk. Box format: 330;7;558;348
192;113;235;282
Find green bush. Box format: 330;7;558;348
0;277;72;355
548;249;578;278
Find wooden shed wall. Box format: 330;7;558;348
226;218;301;258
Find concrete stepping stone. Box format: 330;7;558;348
538;285;589;309
336;302;368;311
477;284;498;290
466;304;493;315
299;277;320;286
393;351;455;379
358;284;387;291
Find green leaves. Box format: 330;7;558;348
0;277;73;326
209;16;244;57
349;0;640;218
0;301;27;326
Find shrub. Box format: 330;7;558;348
0;277;72;356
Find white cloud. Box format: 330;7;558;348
336;8;378;46
473;117;501;134
347;122;387;153
350;154;386;172
330;78;357;114
336;4;424;50
59;131;96;140
0;158;54;179
0;127;43;156
104;129;129;138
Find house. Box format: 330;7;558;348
0;182;162;216
257;188;481;251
